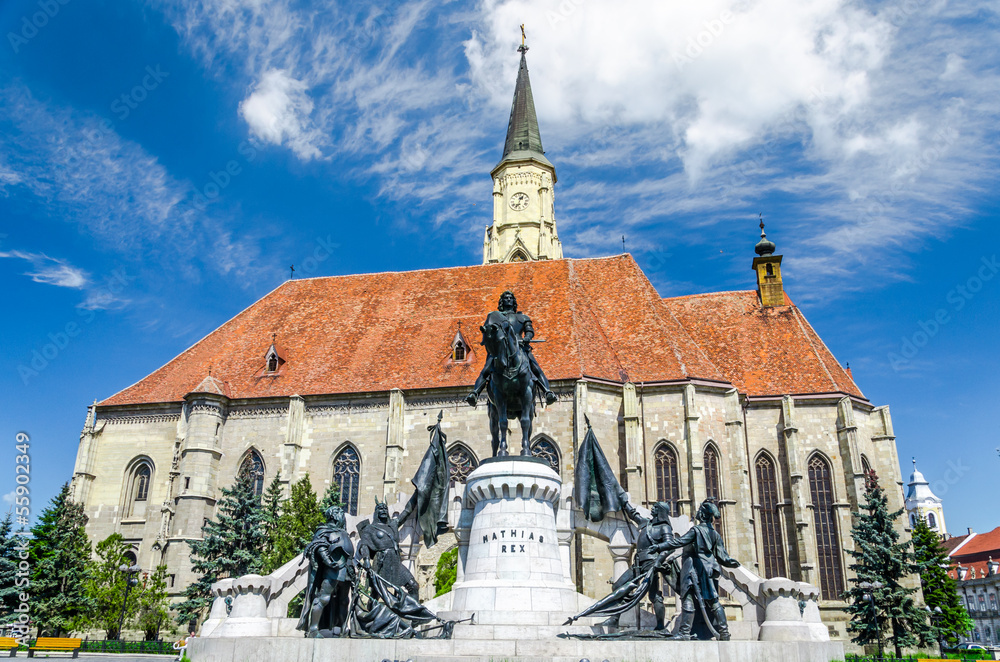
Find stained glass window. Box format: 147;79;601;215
808;455;845;600
239;451;265;497
654;443;680;516
530;437;559;473
704;445;723;534
755;453;786;579
333;446;361;516
134;464;150;502
448;445;478;484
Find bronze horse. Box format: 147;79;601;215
479;311;535;457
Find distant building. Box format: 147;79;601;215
905;459;947;535
945;527;1000;645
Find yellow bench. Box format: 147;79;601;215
27;637;81;658
0;637;17;657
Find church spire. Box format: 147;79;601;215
497;34;552;171
483;31;562;265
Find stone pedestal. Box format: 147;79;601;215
448;458;584;618
213;574;271;637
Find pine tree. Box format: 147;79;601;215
261;473;284;545
911;519;973;647
29;484;93;636
261;474;324;574
0;514;22;623
845;470;931;658
84;533;142;639
320;483;342;512
174;471;267;628
136;565;172;641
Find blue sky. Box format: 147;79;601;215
1;0;998;535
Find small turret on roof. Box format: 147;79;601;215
188;374;230;397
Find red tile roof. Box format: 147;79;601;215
661;290;863;398
951;527;1000;563
100;255;862;406
943;533;974;556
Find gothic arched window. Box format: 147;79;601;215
122;550;138;567
808;454;845;600
654;442;680;516
448;445;478;484
126;460;153;518
530;437;560;473
755;452;787;579
927;512;937;529
267;353;278;372
704;444;723;534
333;446;361;516
239;451;265;497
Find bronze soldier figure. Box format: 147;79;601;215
296;505;356;638
356;496;420;599
614;500;679;631
653;500;740;640
466;291;557;407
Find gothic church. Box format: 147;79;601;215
70;45;909;638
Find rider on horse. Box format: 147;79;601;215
465;291;558;407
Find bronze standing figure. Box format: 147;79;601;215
296;505;356;638
653;500;741;640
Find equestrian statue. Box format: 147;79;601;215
465;290;557;457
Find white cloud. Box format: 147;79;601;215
1;491;14;507
0;83;264;286
0;250;89;288
154;0;1000;296
239;69;323;160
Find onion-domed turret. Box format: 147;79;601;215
755;219;776;256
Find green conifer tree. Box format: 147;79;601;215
262;474;324;574
29;484;93;636
845;470;931;658
136;564;172;641
320;484;342;512
84;533;142;639
911;518;973;647
0;514;22;623
174;471;267;628
261;473;284;544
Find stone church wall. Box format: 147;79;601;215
72;379;905;639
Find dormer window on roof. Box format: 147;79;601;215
450;327;472;363
262;334;285;375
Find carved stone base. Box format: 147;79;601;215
447;458;586;620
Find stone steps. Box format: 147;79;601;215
188;635;846;662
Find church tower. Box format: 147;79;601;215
483;41;563;264
905;458;947;536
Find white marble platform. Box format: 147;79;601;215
448;458;585;620
188;635;846;662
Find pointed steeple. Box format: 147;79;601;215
483;33;562;265
497;44;553;171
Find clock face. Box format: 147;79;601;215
509;192;529;211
